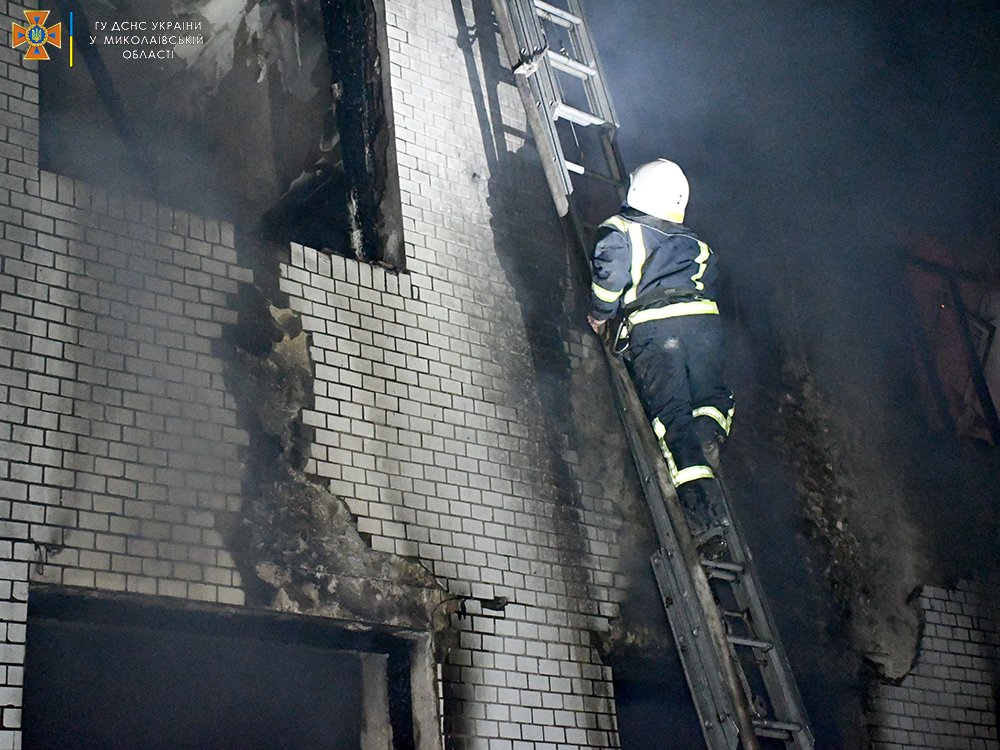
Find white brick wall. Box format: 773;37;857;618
868;580;1000;749
2;3;38;742
270;1;629;744
0;163;252;750
283;245;622;746
7;171;251;607
2;9;251;743
0;0;639;746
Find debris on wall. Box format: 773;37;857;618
776;365;920;680
224;284;446;630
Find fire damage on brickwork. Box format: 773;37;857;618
721;258;1000;743
774;363;921;681
449;0;672;686
767;244;1000;688
27;0;1000;745
37;0;447;627
43;0;402;266
223;278;447;626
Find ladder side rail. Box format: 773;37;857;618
724;578;815;750
715;479;812;738
651;550;740;749
501;0;634;212
491;0;573;215
510;0;586;201
714;477;816;748
545;0;628;201
559;2;628;197
603;348;761;750
614;386;741;747
565;0;619;128
531;0;627;198
597;128;629;203
509;0;549;69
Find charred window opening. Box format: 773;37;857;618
23;589;418;750
39;0;404;268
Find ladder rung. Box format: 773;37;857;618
755;727;794;740
728;635;773;651
702;559;744;581
533;0;582;28
553;102;605;127
562;161;623;190
546;50;597;78
753;718;803;739
707;568;738;582
701;559;745;574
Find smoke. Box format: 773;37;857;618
583;0;1000;741
585;0;1000;374
583;0;1000;554
41;0;336;229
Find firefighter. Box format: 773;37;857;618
587;159;734;556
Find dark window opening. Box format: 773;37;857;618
23;588;417;750
903;249;1000;444
40;0;404;268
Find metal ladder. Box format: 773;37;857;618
489;0;629;222
489;2;815;747
696;475;816;747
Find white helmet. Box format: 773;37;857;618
626;159;689;223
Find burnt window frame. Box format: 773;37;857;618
24;586;419;749
38;0;406;270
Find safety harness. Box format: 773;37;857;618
612;287;717;355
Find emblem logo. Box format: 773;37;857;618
12;10;62;61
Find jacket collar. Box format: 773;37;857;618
621;207;691;235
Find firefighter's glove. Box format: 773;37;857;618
587;314;607;338
587;315;615;346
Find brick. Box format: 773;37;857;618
0;12;642;750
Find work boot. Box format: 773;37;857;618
677;481;729;560
693;525;728;561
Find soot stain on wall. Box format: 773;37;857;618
223;274;447;629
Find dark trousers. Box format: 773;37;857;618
625;313;733;486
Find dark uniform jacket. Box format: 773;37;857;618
590;207;720;325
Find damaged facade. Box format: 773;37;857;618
3;0;644;747
2;0;999;748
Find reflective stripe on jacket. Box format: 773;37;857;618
589;208;719;324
